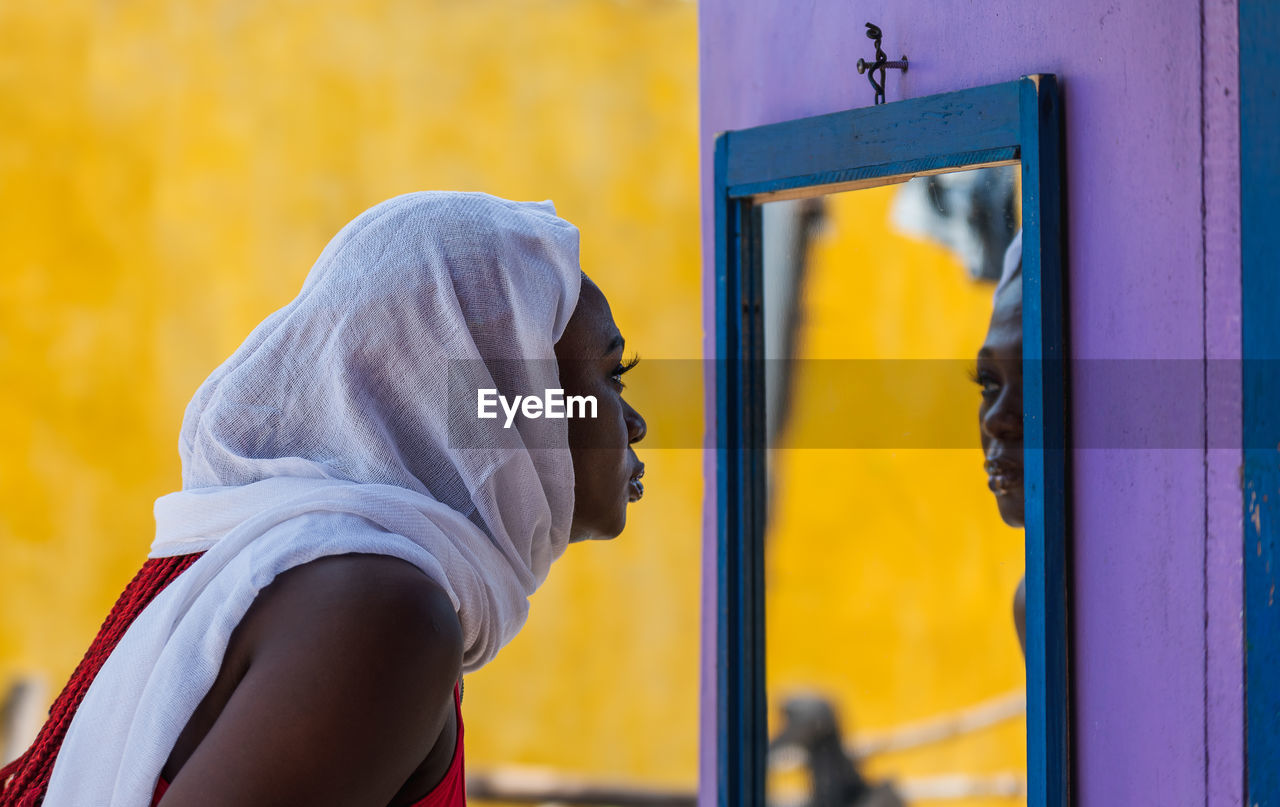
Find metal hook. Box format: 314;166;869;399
856;22;907;105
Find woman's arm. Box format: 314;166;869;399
157;554;463;807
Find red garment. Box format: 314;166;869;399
151;685;465;806
0;554;204;807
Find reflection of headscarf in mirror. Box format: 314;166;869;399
45;192;583;806
995;229;1022;299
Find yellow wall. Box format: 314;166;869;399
0;3;1022;802
766;186;1026;806
0;0;702;789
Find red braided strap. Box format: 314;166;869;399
0;553;204;806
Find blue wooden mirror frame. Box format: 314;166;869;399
712;75;1068;807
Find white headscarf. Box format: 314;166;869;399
44;191;583;806
995;228;1022;298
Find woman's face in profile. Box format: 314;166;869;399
977;278;1024;527
554;276;647;542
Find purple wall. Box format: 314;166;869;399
698;2;1243;805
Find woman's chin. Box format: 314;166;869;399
997;492;1025;528
567;511;628;543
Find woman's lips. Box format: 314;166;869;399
984;458;1022;495
987;474;1021;495
628;464;645;502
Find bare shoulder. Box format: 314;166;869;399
241;552;465;737
160;554;463;806
246;553;463;663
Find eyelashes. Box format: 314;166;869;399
969;364;1001;399
611;353;641;388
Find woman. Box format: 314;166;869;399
975;230;1026;656
0;192;647;806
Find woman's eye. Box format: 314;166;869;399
970;368;1001;400
611;354;640;388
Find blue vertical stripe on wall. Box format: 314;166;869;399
1240;0;1280;803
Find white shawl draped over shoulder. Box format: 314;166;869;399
44;192;582;806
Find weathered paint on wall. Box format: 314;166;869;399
0;0;703;787
1203;3;1243;806
699;2;1243;805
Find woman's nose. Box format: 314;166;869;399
982;393;1022;441
625;400;647;444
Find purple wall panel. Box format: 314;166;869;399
698;1;1242;804
1204;0;1243;805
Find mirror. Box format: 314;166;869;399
760;166;1027;807
712;76;1066;807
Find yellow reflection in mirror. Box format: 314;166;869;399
763;167;1026;807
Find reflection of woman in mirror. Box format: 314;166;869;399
975;230;1026;657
